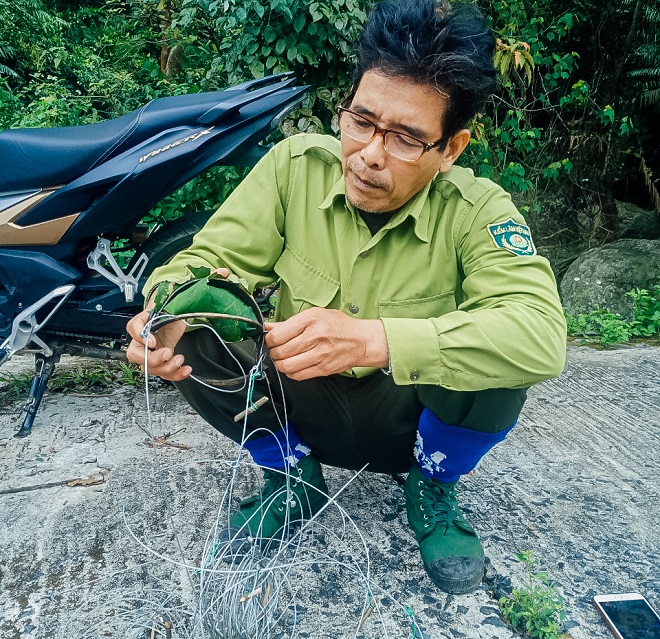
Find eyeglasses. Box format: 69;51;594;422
337;106;447;162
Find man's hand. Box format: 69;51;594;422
125;310;190;381
265;307;389;380
125;268;231;381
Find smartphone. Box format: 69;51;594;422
593;593;660;639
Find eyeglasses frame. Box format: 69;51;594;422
337;105;449;162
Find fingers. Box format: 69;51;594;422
265;310;344;378
269;350;327;380
144;349;192;381
125;309;156;348
126;339;192;381
265;323;313;364
264;314;309;349
125;311;190;381
264;309;388;378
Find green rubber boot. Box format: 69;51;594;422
405;463;484;594
229;455;328;547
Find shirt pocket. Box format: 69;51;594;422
379;290;456;319
274;247;340;318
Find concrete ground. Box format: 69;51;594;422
0;345;658;639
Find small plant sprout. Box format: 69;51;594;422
499;550;568;639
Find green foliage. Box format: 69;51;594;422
463;0;584;213
175;0;369;131
2;0;659;265
542;159;573;181
0;371;31;407
628;286;660;336
47;363;120;393
472;0;578;178
146;165;249;227
0;78;20;129
10;74;100;129
0;41;18;78
499;551;567;639
565;310;633;347
467;0;659;258
625;0;660;109
0;0;73;126
1;0;203;127
565;285;660;346
0;362;142;408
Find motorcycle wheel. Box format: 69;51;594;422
128;210;279;317
129;210;215;294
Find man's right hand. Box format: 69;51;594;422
125;309;191;381
126;269;230;381
126;268;230;382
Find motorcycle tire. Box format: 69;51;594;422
128;210;280;317
128;210;215;295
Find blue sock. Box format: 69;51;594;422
414;408;515;483
242;423;311;470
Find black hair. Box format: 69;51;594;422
353;0;496;139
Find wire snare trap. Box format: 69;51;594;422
52;274;427;639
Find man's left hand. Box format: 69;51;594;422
265;307;389;380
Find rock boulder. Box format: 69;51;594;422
560;238;660;316
615;200;660;239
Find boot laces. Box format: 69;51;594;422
262;466;302;512
418;479;463;531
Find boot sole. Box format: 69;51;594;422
423;556;485;594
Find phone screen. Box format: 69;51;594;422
599;598;660;639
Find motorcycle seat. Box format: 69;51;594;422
0;74;296;191
0;93;238;191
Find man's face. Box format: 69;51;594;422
341;70;468;214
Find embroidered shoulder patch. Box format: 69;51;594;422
487;218;537;256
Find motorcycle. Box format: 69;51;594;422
0;73;306;437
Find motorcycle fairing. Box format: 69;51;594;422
0;249;80;338
0;188;78;245
3;85;306;244
0;73;299;192
0;73;308;434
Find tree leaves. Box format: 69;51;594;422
183;0;366;133
494;38;535;85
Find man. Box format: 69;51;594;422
126;0;566;595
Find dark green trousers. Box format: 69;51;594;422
174;330;527;474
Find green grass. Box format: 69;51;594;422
499;551;569;639
0;361;142;408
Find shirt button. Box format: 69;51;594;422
349;303;359;314
359;250;369;259
410;370;420;381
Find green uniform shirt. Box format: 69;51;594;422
145;133;566;391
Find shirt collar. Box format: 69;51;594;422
318;174;435;243
318;175;349;211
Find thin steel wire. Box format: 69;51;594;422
51;313;424;639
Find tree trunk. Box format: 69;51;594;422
604;0;644;104
165;44;184;78
159;0;173;74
